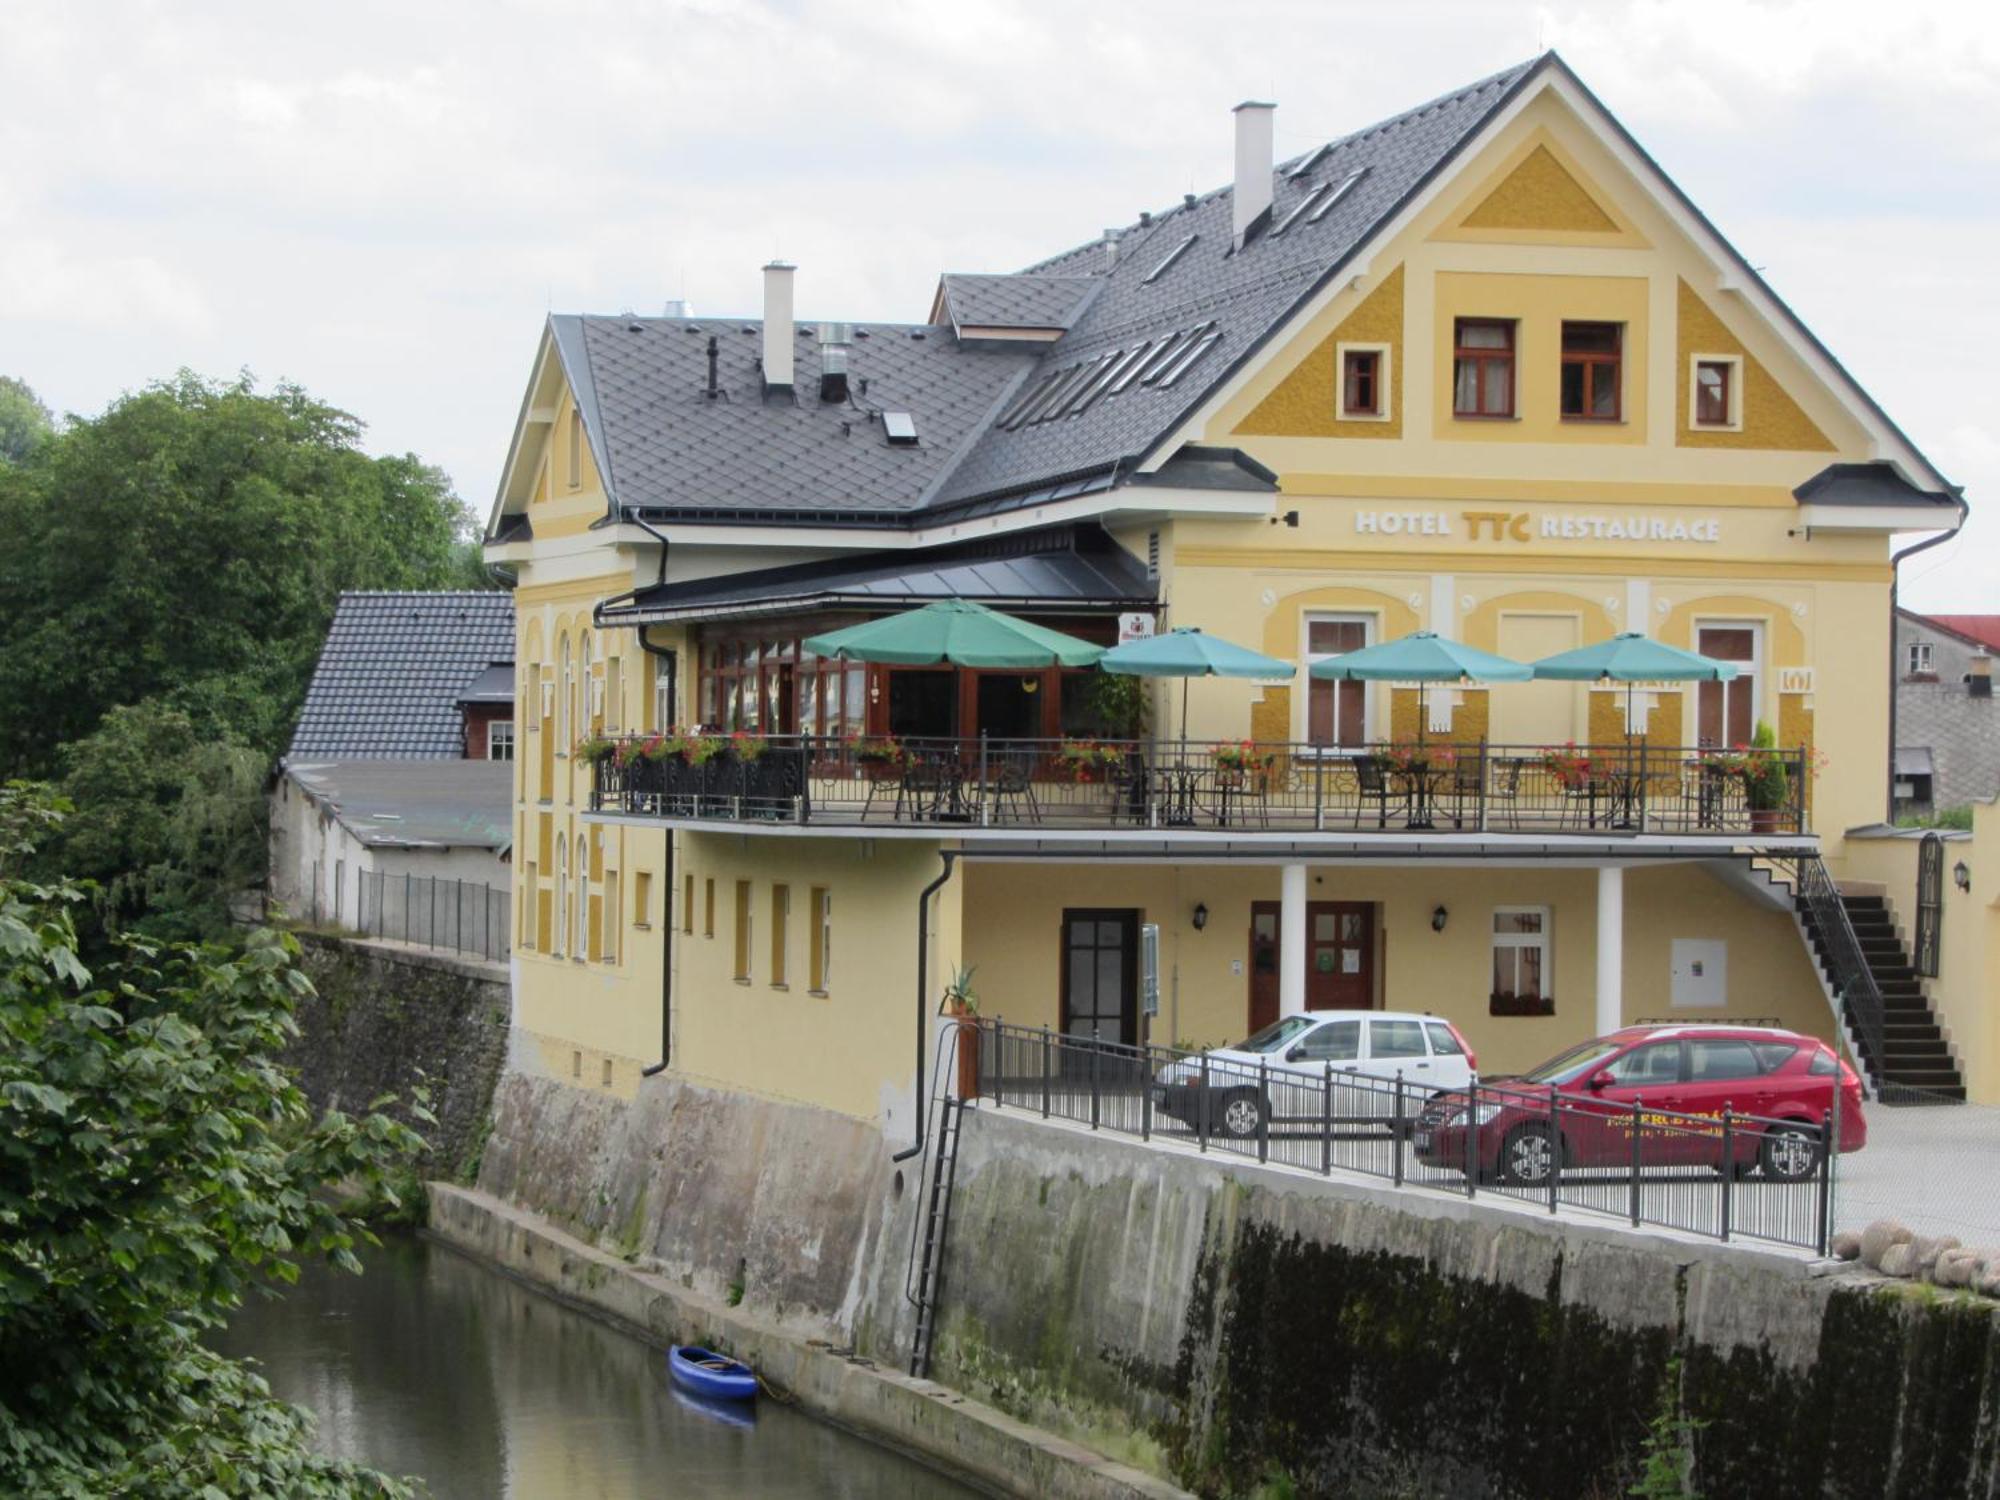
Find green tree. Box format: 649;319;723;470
0;375;54;464
0;372;479;778
52;699;268;944
0;785;426;1498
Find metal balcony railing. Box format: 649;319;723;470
587;735;1810;839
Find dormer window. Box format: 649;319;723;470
1560;321;1621;421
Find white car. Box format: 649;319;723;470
1153;1011;1478;1139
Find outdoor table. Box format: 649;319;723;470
1392;761;1452;830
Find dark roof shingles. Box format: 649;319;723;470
288;592;515;760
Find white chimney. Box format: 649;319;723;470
1232;100;1276;248
761;261;795;391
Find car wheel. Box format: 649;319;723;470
1758;1124;1822;1182
1499;1123;1558;1186
1219;1089;1268;1140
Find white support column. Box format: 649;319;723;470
1279;863;1308;1019
1596;865;1624;1036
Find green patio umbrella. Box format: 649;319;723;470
1530;631;1738;737
1100;628;1291;742
803;599;1105;669
1308;630;1532;742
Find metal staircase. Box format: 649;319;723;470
904;1025;968;1378
1790;854;1964;1103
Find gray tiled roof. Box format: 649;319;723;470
600;525;1154;624
937;273;1099;332
286;759;513;849
1794;462;1959;510
289;592;515;760
571;314;1038;518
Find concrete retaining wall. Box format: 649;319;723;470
291;933;510;1176
461;1066;2000;1498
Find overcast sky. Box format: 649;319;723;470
2;0;1994;608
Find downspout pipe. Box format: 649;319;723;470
892;851;960;1163
1887;496;1968;820
625;508;679;1080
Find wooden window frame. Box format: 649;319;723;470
1559;321;1622;422
1337;343;1390;421
1452;318;1516;419
1689;354;1742;431
1301;612;1374;753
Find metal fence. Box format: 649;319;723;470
973;1020;1836;1255
354;870;510;964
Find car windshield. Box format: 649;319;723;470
1233;1016;1318;1054
1521;1039;1626;1085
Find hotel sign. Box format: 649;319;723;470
1354;510;1722;545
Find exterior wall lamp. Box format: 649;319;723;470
1954;860;1971;893
1192;902;1209;931
1432;904;1449;933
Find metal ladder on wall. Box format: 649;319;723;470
904;1024;967;1379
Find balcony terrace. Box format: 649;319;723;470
587;735;1811;840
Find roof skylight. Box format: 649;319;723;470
1307;168;1368;223
883;411;918;445
1142;234;1198;285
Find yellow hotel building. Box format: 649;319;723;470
484;55;1974;1139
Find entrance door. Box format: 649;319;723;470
1247;900;1376;1031
1061;909;1137;1047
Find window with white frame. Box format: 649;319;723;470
1907;641;1934;677
488;719;516;760
605;655;621;731
578;633;594;736
557;636;572;747
1337;343;1391;421
1491;906;1552;1017
1689;354;1743;430
654;654;674;731
1303;614;1373;750
575;838;590;961
554;835;569;957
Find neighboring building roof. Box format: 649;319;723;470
1895;747;1936;778
599;525;1156;626
456;663;517;705
289;592;515;760
1794;462;1957;511
1905;612;2000;655
284;760;513;850
934;273;1099;333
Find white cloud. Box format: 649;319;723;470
0;0;1994;605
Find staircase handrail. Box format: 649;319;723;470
1793;854;1888;1095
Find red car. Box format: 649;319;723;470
1413;1024;1867;1186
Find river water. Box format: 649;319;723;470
213;1234;979;1499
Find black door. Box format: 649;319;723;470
1061;909;1138;1048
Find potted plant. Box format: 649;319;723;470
1732;720;1792;833
1540;742;1595;790
729;730;769;763
1212;740;1273;773
851;735;906;780
574;735;616;766
681;731;724;767
1055;738;1121;783
939;964;981;1098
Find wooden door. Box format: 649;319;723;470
1696;625;1759;747
1061;909;1138;1047
1308;902;1374;1010
1247;900;1376;1031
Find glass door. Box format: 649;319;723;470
1061;910;1137;1048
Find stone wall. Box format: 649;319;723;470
291;933;510;1176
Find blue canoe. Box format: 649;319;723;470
669;1345;759;1402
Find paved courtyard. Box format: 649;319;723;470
1834;1101;2000;1247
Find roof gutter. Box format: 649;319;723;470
1886;494;1969;820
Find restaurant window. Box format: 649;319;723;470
1695;624;1759;747
1692;357;1738;428
1559;321;1621;420
1304;614;1371;750
769;883;790;987
1453;318;1514;417
698;631;865;738
809;887;831;992
1491;906;1552;1017
1340;346;1385;419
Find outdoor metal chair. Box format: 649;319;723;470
1348;755;1397;829
1488;757;1525;829
986;754;1042;825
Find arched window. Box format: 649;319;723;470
557;633;572;748
578;632;594;734
576;832;591;962
556;840;572;956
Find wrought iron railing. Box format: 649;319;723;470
1791;854;1889;1098
590;735;1810;838
972;1019;1837;1255
353;870;511;964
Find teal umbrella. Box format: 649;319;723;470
1100;627;1291;742
803;600;1105;669
1309;631;1531;743
1530;632;1737;740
